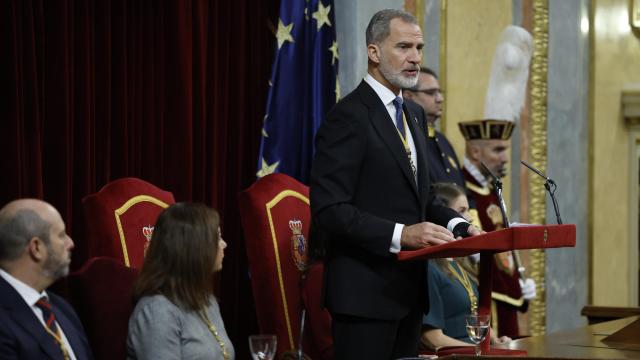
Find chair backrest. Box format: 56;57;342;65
82;177;175;268
239;174;332;360
66;257;139;360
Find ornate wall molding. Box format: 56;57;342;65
439;0;448;134
528;0;549;336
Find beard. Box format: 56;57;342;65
43;247;71;280
378;55;419;89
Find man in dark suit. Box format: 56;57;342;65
404;67;465;188
310;9;480;359
0;199;93;360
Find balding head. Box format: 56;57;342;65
0;199;56;262
465;139;510;178
0;199;73;289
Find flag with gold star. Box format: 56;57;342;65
257;0;339;183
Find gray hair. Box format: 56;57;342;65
0;209;51;262
366;9;418;45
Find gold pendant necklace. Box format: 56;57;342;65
395;111;417;178
200;311;231;360
447;260;478;314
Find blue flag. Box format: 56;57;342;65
257;0;339;184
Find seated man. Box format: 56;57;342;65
0;199;93;360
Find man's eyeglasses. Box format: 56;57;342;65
412;88;443;96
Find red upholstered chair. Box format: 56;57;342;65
65;257;139;360
239;174;333;360
82;177;175;268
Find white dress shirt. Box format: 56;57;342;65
363;74;467;253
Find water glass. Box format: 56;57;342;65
465;314;490;356
249;334;277;360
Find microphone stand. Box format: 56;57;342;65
480;162;526;280
297;309;306;360
480;162;510;230
520;160;563;225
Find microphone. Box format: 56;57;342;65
480;162;528;280
479;161;510;229
520;160;563;225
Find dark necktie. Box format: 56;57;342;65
35;297;70;359
392;96;405;138
36;297;60;334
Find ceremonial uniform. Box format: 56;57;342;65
424;126;465;188
462;165;526;338
457;24;534;339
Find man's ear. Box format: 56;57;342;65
367;43;381;64
27;237;46;262
468;141;483;161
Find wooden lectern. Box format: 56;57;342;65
399;224;576;357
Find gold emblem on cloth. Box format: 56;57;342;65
289;220;308;271
142;225;154;255
486;204;504;229
495;252;515;275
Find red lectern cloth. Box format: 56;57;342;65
398;224;576;261
422;346;527;356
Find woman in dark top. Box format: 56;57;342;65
421;183;511;350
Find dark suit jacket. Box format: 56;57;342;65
425;129;465;189
310;80;461;321
0;275;93;360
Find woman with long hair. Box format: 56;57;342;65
421;183;510;350
127;202;233;360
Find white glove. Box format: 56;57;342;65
519;278;536;300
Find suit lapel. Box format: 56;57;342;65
0;277;66;360
357;82;420;199
405;103;429;206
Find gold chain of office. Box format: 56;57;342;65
199;311;231;360
446;260;478;314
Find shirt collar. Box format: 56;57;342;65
0;268;48;307
364;73;402;107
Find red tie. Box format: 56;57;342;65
35;297;70;359
35;297;59;333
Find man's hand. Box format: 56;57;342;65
401;222;455;249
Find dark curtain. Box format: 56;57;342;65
1;0;279;357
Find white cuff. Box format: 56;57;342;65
447;217;468;232
390;223;403;253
